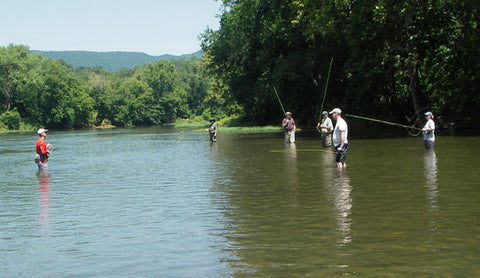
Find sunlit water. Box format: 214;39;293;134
1;128;479;277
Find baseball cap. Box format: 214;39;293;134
329;108;342;114
37;128;48;135
322;111;328;115
285;112;292;115
424;111;433;116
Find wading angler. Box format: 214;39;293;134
34;128;52;171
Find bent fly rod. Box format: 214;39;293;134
273;87;286;115
345;114;423;136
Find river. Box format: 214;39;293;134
1;127;479;277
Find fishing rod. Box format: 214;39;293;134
345;113;423;136
273;87;286;115
320;57;334;116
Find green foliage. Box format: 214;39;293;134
0;45;225;129
202;0;479;127
217;113;245;127
0;109;21;130
5;0;477;132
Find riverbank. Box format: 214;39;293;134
172;117;287;133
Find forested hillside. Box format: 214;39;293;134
32;50;204;71
201;0;479;128
0;45;231;130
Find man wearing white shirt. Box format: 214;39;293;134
422;111;435;149
330;108;348;168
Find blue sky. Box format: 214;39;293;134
1;0;222;55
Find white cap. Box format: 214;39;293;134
37;128;48;135
329;108;342;114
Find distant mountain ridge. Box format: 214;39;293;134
31;50;203;71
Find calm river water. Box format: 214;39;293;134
1;127;479;277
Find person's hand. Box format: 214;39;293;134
47;143;52;148
337;146;343;151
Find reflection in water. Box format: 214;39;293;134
283;143;298;204
424;150;439;231
283;143;297;182
37;170;51;231
208;141;218;158
333;169;352;247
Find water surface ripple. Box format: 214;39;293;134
1;129;479;277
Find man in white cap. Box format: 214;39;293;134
330;108;348;168
35;128;52;170
422;111;435;149
317;111;333;147
282;112;296;144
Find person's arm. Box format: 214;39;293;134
292;119;296;132
40;142;49;157
327;119;333;131
337;130;346;150
319;120;325;128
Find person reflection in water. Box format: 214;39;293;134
283;143;298;185
37;169;51;231
424;149;439;232
333;169;352;246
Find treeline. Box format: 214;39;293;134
2;1;479;131
32;50;204;71
201;0;479;128
0;44;233;130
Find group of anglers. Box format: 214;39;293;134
33;110;436;171
280;108;436;168
281;108;349;168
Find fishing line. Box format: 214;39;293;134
270;148;336;154
273;87;286;115
345;114;423;136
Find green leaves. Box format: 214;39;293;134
202;0;479;127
